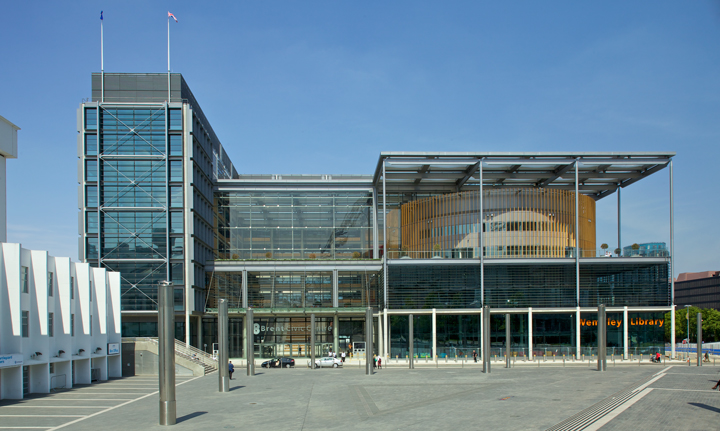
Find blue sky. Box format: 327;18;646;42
1;1;718;276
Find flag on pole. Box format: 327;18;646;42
168;12;178;22
100;11;103;20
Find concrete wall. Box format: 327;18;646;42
122;340;198;377
0;244;122;399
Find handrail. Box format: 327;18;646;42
50;374;66;392
128;337;218;369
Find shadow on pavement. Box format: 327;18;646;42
230;386;245;392
177;411;208;423
689;403;720;414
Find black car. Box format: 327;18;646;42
261;357;296;368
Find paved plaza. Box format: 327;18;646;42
1;361;718;430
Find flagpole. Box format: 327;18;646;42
167;14;170;102
101;11;104;103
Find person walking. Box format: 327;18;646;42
228;361;234;380
472;350;478;363
377;356;382;369
341;351;346;362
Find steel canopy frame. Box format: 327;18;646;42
372;152;674;200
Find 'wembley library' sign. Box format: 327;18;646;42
580;318;664;328
0;354;23;368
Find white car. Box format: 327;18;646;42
308;357;343;368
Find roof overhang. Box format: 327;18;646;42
372;152;675;200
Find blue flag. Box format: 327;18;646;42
100;11;103;21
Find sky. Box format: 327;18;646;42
1;1;719;277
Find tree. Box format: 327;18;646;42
600;243;609;250
614;248;621;256
664;307;720;343
631;243;640;250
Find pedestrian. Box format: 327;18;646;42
713;378;720;390
333;351;337;359
298;345;302;356
378;356;382;369
373;354;377;369
228;361;234;380
341;351;346;362
328;349;333;357
472;350;478;363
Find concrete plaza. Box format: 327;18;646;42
1;362;718;430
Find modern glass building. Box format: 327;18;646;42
79;73;678;360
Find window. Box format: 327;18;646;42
85;134;98;155
49;363;55;374
170;161;183;182
48;312;54;337
70;277;74;299
169;109;182;130
85;108;97;129
71;314;75;337
48;272;54;297
22;311;29;337
169;135;182;155
21;267;29;293
86;185;98;208
85;160;98;182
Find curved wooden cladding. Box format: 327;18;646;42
400;188;596;258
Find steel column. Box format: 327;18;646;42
623;306;629;360
576;306;581;359
409;314;414;369
483;306;491;373
366;307;373;375
597;304;607;372
246;308;254;376
479;161;484;304
218;299;229;392
697;312;702;367
310;313;316;370
575;160;579;302
528;307;533;360
333;314;339;355
158;281;176;426
505;314;511;368
382;161;387;307
617;186;622;256
671;305;676;359
432;308;437;361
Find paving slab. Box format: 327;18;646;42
1;365;716;430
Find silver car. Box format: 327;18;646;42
308;357;343;368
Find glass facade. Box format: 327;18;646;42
83;106;184;311
214;191;374;260
387;262;670;309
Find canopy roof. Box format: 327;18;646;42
373;152;675;200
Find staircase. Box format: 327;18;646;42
172;339;218;375
138;338;218;375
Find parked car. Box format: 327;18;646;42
261;357;295;368
308;357;343;368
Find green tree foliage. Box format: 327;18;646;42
664;307;720;343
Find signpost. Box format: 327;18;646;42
246;307;254;376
